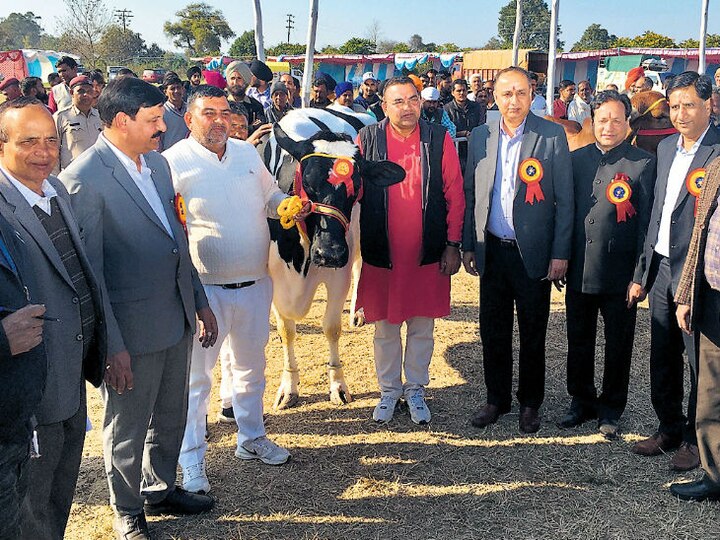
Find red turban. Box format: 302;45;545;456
202;70;227;90
625;67;645;90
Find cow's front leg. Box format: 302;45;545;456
273;308;300;409
324;303;352;405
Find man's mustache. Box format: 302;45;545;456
151;130;163;139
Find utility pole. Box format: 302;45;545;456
114;9;133;32
285;13;295;44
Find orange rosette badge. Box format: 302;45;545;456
518;158;545;204
606;174;636;222
328;157;356;197
174;193;188;236
686;168;705;216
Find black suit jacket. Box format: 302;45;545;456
567;141;656;294
0;211;47;442
641;126;720;293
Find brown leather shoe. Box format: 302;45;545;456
631;432;681;456
671;442;700;471
470;404;507;428
519;406;541;433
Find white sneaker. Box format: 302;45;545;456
182;461;210;494
372;395;398;423
405;389;431;425
235;436;290;465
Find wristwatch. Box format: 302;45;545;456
446;240;461;249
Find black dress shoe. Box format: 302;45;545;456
558;406;596;429
670;475;720;501
114;512;151;540
519;406;541;433
598;419;619;440
145;486;214;516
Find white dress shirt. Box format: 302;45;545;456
655;125;711;257
1;164;57;215
567;94;591;125
101;134;175;239
487;117;527;240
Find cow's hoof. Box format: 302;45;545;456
351;308;365;328
329;388;353;406
274;392;299;410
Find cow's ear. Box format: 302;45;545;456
358;158;406;187
274;123;310;162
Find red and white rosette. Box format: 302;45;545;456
686;168;705;216
518;157;545;205
606;174;636;223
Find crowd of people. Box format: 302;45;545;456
2;51;720;540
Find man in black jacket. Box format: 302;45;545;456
0;210;46;540
559;91;655;439
445;79;486;172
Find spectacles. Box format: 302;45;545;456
387;95;420;108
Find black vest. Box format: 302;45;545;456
358;118;448;268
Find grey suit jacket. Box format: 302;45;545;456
640;125;720;293
462;112;574;280
59;136;208;357
0;173;106;425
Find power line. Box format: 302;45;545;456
114;9;134;33
285;13;295;44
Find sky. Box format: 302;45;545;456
3;0;718;53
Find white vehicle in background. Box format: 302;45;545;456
596;57;668;93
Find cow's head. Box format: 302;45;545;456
274;123;405;268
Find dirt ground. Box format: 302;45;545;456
66;272;720;540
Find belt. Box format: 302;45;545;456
488;233;517;247
214;281;256;289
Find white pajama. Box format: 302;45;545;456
179;278;272;470
373;317;435;399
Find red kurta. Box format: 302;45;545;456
357;124;465;324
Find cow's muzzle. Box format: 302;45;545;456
311;234;349;268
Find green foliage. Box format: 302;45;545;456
266;43;307;56
376;40;410;53
571;24;617;51
613;31;676;48
338;37;377;55
164;3;235;56
98;25;147;64
497;0;563;50
436;42;461;53
320;44;340;54
0;12;44;49
408;34;437;52
481;36;505;50
677;34;720;48
228;30;256;58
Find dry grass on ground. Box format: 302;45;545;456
67;273;719;540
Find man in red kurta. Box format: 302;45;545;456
356;77;465;424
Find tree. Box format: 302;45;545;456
228;30;256;58
436;42;461;53
613;31;676;48
266;42;307;56
0;12;44;49
497;0;563;50
677;34;720;48
571;23;617;52
98;25;146;65
365;19;382;48
409;34;424;52
376;40;410;53
481;36;504;50
56;0;113;68
320;44;340;54
338;37;376;55
164;3;235;56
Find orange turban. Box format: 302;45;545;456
625;67;645;90
408;74;423;93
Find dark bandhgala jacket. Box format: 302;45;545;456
567;141;656;294
358;117;449;268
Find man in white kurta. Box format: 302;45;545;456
162;85;291;494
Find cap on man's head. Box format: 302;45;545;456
225;61;253;83
250;59;273;82
421;87;440;101
0;78;19;91
362;72;376;83
314;71;337;91
270;81;288;96
334;81;353;97
69;75;92;90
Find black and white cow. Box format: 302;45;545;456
267;109;404;409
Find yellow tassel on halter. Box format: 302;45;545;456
278;195;304;230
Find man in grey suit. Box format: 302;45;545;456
0;97;106;540
462;66;573;434
59;77;218;540
631;72;720;472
